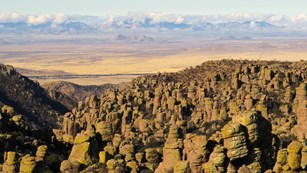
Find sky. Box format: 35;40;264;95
0;0;306;16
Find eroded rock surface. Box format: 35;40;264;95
1;60;306;172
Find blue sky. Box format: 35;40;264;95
0;0;306;16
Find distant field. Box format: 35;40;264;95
1;36;307;85
29;74;140;85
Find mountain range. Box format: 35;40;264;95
1;12;307;35
0;20;281;34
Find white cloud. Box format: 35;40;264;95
0;13;26;23
1;12;307;31
291;13;307;23
201;13;285;25
106;14;115;24
53;13;68;24
268;15;283;23
175;16;184;24
0;13;69;26
27;15;50;25
126;12;186;25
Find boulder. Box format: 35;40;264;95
145;148;160;164
96;121;113;142
233;111;260;147
68;132;98;166
203;145;227;173
301;146;307;169
35;145;47;162
183;134;207;173
174;161;190;173
287;141;302;170
2;152;18;173
19;155;36;173
60;160;80;173
221;123;249;161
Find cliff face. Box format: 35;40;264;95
0;60;307;173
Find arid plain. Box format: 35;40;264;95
1;35;307;85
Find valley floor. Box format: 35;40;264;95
1;37;307;85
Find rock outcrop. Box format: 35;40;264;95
2;152;18;173
221;123;249;161
1;60;307;172
67;131;99;166
156;125;183;173
184;134;207;173
19;155;36;173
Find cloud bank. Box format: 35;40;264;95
0;12;306;26
0;12;307;33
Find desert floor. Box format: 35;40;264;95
1;38;307;85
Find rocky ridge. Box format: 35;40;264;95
52;60;307;172
0;60;306;172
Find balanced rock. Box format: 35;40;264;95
221;123;249;161
233;111;260;147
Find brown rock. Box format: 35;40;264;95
19;155;36;173
2;152;18;173
287;141;303;170
68;132;98;166
221;123;249;161
183;134;207;173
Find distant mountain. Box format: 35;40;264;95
0;12;289;35
192;22;217;31
217;35;253;41
0;21;95;34
215;21;279;31
114;34;154;42
0;20;281;35
243;21;277;28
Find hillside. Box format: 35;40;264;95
0;64;68;129
42;81;118;109
0;60;306;173
0;65;71;172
